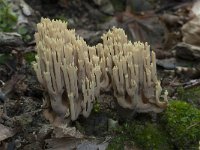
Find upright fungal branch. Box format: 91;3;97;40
99;28;168;112
33;18;100;123
33;19;168;124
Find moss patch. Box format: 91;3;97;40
177;86;200;108
24;52;36;64
0;0;17;32
163;100;200;149
110;0;125;12
0;53;12;64
17;25;32;43
107;121;172;150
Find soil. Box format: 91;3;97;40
0;0;199;149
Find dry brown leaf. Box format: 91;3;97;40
45;125;108;150
0;124;16;142
160;14;183;28
1;74;25;101
118;12;165;50
182;15;200;46
154;49;173;59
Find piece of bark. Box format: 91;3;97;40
174;42;200;60
154;49;173;59
0;32;24;53
0;32;23;47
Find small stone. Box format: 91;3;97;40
15;139;21;148
174;42;200;60
182;15;200;47
108;118;118;131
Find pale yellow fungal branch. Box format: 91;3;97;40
33;19;168;124
99;27;168;112
33;18;100;124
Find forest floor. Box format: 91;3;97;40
0;0;200;149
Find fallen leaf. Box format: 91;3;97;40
154;49;173;59
0;124;16;142
118;12;165;50
76;140;108;150
160;13;183;28
44;137;83;150
1;74;25;101
53;125;84;139
45;137;109;150
182;15;200;46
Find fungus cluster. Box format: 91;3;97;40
33;18;168;123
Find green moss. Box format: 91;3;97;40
92;100;100;113
24;52;36;64
176;86;185;99
107;121;172;150
107;135;128;150
163;100;200;149
17;25;32;43
0;53;12;64
75;121;85;134
55;14;68;22
110;0;125;12
0;0;17;32
107;125;129;150
133;122;172;150
177;86;200;108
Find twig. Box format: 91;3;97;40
183;79;200;90
186;121;200;130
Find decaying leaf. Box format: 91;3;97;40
174;42;200;60
53;125;84;139
154;49;173;59
44;125;109;150
38;124;54;140
182;15;200;46
160;14;183;28
0;74;25;102
76;140;108;150
44;137;84;150
0;124;16;142
118;12;165;50
45;137;109;150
